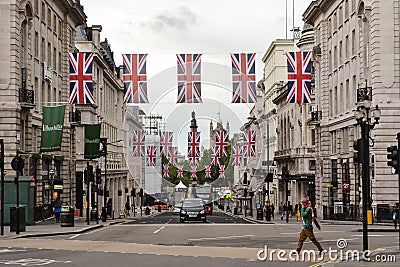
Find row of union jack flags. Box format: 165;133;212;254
163;163;226;179
68;52;257;105
133;129;256;167
69;51;313;106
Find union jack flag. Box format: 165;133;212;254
286;51;312;104
218;164;225;178
231;145;243;166
122;54;149;104
146;145;156;166
177;54;202;103
210;146;220;166
132;130;146;157
163;164;170;178
68;52;95;104
242;130;256;157
205;165;212;179
231;53;256;103
188;132;200;165
190;164;197;179
168;146;178;166
160;131;173;156
177;165;184;179
215;130;229;157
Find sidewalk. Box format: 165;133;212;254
0;209;158;239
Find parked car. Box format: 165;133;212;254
180;198;207;223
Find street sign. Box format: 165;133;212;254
11;156;24;171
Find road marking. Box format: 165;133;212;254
69;234;81;239
352;234;390;237
0;249;26;253
189;234;254;241
282;230;344;235
153;218;172;234
153;226;165;234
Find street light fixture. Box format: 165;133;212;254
354;93;381;252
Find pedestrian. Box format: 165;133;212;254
393;209;398;230
296;197;324;256
107;198;112;218
270;204;275;219
266;205;271;221
279;202;284;220
53;198;62;223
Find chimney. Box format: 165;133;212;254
91;25;102;48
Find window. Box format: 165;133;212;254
47;8;51;26
333;46;337;68
339;41;342;65
344;0;349;18
311;129;316;145
339;83;343;113
34;32;38;58
34;0;39;15
53;47;56;69
345;79;350;111
352;75;357;103
351;29;356;55
58;52;62;73
339;6;343;25
345;35;349;59
331;159;338;186
343;127;349;153
41;37;45;61
334;86;338;115
329;50;332;72
59;20;62;36
54;15;57;33
328;18;332;35
329;88;333;116
333;12;337;30
41;1;45;19
331;131;337;154
47;42;51;66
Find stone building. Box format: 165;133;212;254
0;0;86;217
303;0;400;219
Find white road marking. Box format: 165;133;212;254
69;234;81;239
189;234;254;241
153;226;165;234
0;249;26;253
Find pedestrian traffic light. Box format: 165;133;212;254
96;167;101;184
353;138;364;163
139;188;143;197
387;145;399;174
244;188;248;198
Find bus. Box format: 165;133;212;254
195;184;213;215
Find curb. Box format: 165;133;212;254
10;220;124;239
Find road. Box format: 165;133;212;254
0;211;398;266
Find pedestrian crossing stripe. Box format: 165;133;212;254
309;261;327;267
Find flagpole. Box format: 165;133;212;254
292;0;295;39
285;0;288;39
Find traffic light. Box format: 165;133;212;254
243;172;248;185
353;138;364;163
387;145;399;174
243;188;248;197
99;138;108;156
87;165;94;183
131;188;136;197
96;167;101;184
139;188;144;197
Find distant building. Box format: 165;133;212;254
209;120;230;148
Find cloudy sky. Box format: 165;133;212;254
80;0;311;151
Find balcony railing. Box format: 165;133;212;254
19;88;35;106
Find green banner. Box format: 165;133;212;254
40;105;66;152
84;124;101;159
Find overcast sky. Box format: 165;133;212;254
80;0;312;151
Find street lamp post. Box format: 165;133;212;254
354;95;381;252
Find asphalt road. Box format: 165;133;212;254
0;211;398;267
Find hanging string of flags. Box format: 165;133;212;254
69;51;313;106
68;52;258;105
131;129;256;178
